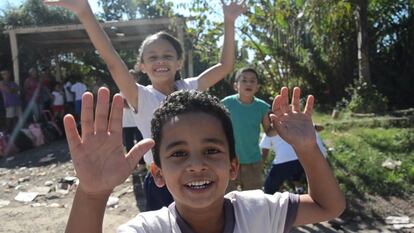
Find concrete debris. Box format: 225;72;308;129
106;196;119;208
44;181;54;186
393;223;414;230
31;203;47;208
49;203;65;208
0;199;10;208
382;158;402;170
39;153;56;163
18;176;30;183
385;216;410;224
14;192;38;203
28;187;51;196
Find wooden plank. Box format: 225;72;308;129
9;30;20;85
3;18;177;35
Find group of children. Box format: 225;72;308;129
44;0;346;232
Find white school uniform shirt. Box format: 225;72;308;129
129;78;198;164
70;82;87;101
260;130;327;165
63;81;74;102
51;91;64;106
117;190;298;233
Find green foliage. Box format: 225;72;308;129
2;0;77;26
98;0;174;20
346;79;388;113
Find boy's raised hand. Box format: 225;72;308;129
43;0;89;14
63;88;154;195
221;0;247;22
270;87;316;150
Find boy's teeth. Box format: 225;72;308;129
155;68;168;72
187;180;211;188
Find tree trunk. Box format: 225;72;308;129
355;0;371;84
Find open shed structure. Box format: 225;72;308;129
3;17;194;85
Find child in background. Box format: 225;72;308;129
69;75;87;122
0;70;21;133
51;82;65;120
44;0;246;211
63;87;345;233
260;126;327;195
222;67;275;191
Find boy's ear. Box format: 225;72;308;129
151;162;166;187
229;158;239;181
233;82;238;92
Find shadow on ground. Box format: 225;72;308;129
0;139;71;169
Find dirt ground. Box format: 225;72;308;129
0;139;413;233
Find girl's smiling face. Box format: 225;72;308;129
139;38;182;85
152;112;239;211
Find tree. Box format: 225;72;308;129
353;0;371;84
98;0;175;21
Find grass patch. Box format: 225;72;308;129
322;127;414;199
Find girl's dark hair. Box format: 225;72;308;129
151;90;236;167
135;31;184;81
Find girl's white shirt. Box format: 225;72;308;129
129;78;198;164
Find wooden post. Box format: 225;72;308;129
9;30;20;85
54;54;62;82
188;49;194;77
176;18;187;78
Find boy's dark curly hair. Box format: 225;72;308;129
151;90;236;167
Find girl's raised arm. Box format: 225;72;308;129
43;0;139;109
197;0;246;91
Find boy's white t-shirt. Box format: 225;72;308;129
51;91;64;106
259;131;327;165
117;190;298;233
130;78;198;164
70;82;87;101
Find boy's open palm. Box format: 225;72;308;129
222;0;247;21
63;88;154;195
271;87;316;150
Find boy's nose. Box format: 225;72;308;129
186;154;207;172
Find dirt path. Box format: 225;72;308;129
0;140;412;232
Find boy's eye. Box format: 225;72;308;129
171;151;187;158
205;148;221;155
163;55;175;60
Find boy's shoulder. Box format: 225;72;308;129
225;190;298;232
225;189;291;206
253;96;270;107
221;94;238;102
118;207;180;232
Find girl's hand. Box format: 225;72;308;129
63;87;154;195
221;0;247;22
43;0;90;14
270;87;316;151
